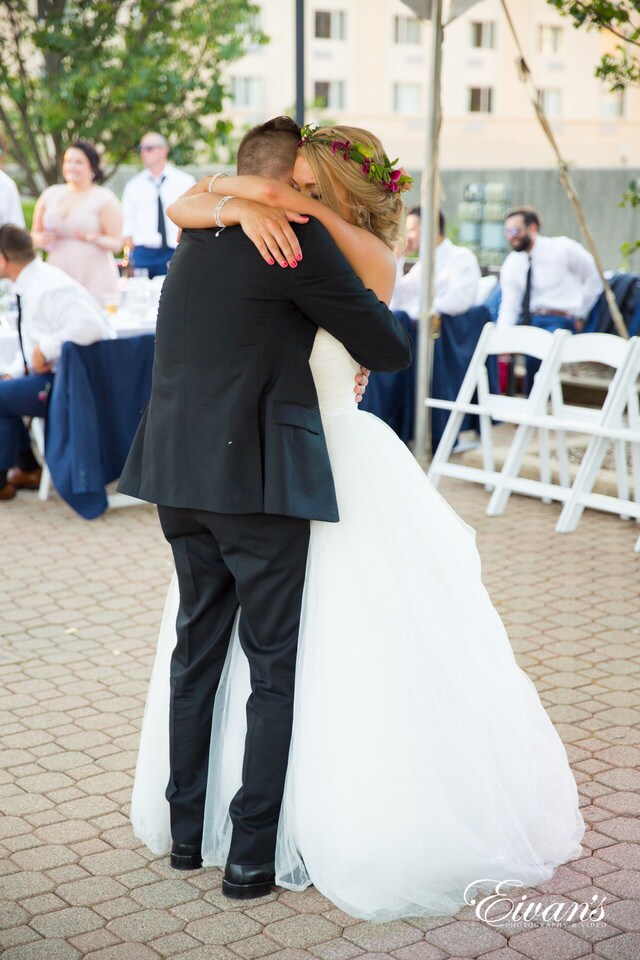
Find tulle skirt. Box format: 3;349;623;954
131;410;585;920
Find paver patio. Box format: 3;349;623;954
1;476;639;960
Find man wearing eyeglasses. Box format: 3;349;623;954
121;133;195;278
497;206;603;391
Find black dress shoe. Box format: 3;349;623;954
170;842;202;870
222;861;275;899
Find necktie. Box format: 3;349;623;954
520;256;533;325
16;294;29;376
157;176;167;248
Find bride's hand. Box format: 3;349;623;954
238;202;309;267
354;366;370;403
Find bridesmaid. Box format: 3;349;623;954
32;140;123;304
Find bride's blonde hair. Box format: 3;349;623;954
298;125;405;250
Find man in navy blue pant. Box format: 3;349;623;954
0;225;112;499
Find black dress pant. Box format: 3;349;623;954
157;505;310;865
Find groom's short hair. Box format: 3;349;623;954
237;116;300;179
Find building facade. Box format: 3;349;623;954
223;0;639;171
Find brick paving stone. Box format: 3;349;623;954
247;902;298;924
83;945;162;960
266;916;342;949
390;944;448;960
597;871;640;899
29;904;104;938
57;875;130;905
173;899;222;922
187;912;263;944
279;888;335;914
132;878;201;908
107;907;184;941
0;870;55;898
150;931;202;956
67;928;122;953
0;924;42;950
595;793;640;816
34;820;100;844
344;921;423;952
594;932;640;960
597;900;640;932
422;920;506;955
0;900;29;928
2;481;639;960
80;848;147;875
508;927;594;959
1;940;82;960
231;933;288;958
310;938;365;960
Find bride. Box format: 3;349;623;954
131;122;585;921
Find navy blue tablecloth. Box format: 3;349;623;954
45;336;155;519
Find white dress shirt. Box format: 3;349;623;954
8;258;113;377
390;238;481;318
497;234;603;329
0;169;26;228
121;163;195;249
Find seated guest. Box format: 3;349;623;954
0;225;113;500
391;210;481;319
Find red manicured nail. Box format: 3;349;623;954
268;258;274;265
281;261;288;267
296;254;302;261
289;260;297;268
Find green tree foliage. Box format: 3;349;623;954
547;1;640;89
0;0;265;193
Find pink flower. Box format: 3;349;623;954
361;157;372;176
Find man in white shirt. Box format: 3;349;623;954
121;132;195;278
497;205;603;390
0;136;26;229
0;225;112;500
391;210;481;319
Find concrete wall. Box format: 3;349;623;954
407;168;638;270
107;163;637;272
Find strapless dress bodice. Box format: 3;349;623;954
309;329;360;417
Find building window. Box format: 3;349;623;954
393;82;421;115
394;15;421;44
538;88;562;118
600;90;625;118
229;76;264;108
469;21;495;49
468;87;493;113
314;10;346;40
314;80;345;109
537;25;563;54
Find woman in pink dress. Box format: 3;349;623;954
32;140;122;304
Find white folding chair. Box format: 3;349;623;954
555;337;640;535
427;323;569;496
29;417;52;502
487;333;635;517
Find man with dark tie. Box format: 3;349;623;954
498;206;603;391
121;133;195;279
0;226;112;500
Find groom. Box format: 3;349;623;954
119;116;412;898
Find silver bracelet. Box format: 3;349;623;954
214;195;234;231
208;172;229;193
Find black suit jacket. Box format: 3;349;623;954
118;218;412;521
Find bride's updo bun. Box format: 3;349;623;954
298;125;406;250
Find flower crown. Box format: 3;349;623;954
298;124;413;194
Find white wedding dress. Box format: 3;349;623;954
131;328;585;921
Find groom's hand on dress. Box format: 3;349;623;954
354;367;370;403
